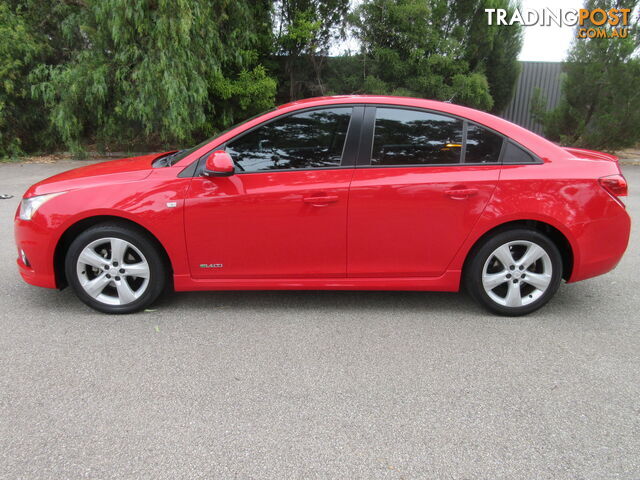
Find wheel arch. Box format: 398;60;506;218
462;219;574;281
53;215;174;289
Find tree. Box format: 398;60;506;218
273;0;350;100
350;0;522;111
451;0;522;112
0;0;91;156
31;0;277;153
536;0;640;150
0;3;42;156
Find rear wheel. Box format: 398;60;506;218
65;224;166;314
465;228;563;316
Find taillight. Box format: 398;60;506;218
599;174;628;198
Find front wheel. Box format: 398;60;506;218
465;229;563;316
65;224;166;314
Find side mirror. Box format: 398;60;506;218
203;150;235;177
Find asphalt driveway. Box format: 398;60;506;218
1;160;639;479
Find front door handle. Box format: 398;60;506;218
444;188;478;200
303;195;339;206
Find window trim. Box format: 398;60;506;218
195;104;362;176
356;106;376;166
460;120;468;163
359;104;542;168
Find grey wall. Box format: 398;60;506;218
501;61;564;135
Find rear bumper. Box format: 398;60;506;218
14;215;58;289
568;208;631;283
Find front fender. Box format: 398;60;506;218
17;169;192;288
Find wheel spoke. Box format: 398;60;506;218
83;273;110;298
523;272;551;291
125;261;149;279
78;248;107;269
518;244;545;269
110;238;128;264
116;279;137;304
493;245;515;269
504;281;522;307
482;271;509;290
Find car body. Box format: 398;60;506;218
14;95;631;315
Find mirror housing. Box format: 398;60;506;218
203;150;235;177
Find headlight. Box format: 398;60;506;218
19;192;65;221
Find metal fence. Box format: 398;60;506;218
501;61;564;135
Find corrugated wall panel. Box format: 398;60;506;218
501;61;563;135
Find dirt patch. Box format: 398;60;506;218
20;153;71;164
12;152;154;164
615;148;640;163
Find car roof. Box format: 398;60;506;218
277;95;441;109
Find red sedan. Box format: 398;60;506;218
14;96;630;315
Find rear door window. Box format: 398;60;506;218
465;123;503;164
371;108;464;165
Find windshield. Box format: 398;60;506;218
160;109;276;167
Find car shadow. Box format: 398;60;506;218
162;279;614;320
20;279;602;320
158;288;478;316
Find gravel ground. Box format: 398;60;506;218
0;160;638;480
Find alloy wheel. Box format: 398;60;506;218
76;237;150;306
481;240;553;308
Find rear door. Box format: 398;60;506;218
184;105;362;279
347;106;503;278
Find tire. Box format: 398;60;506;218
464;228;563;316
65;223;166;314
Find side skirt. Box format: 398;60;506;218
173;271;462;292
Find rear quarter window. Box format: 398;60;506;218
502;141;538;164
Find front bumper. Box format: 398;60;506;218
14;214;58;289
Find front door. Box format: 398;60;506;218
184;106;358;278
347;106;503;277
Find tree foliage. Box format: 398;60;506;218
273;0;349;99
535;0;640;150
0;3;45;156
31;0;277;153
350;0;522;111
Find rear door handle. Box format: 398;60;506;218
303;195;339;206
444;188;478;199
